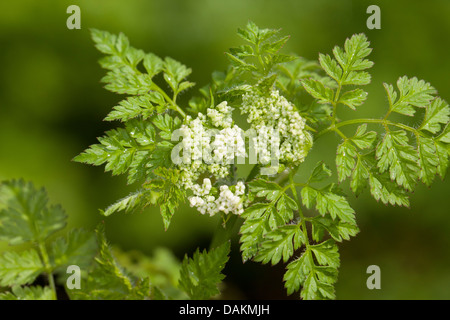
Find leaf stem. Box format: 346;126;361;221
151;84;186;118
315;118;427;140
37;241;57;300
255;40;267;74
331;84;342;127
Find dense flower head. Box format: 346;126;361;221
174;101;247;216
175;90;313;217
176;101;245;188
188;179;246;216
207;101;234;128
241;88;313;165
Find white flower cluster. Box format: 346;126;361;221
207;101;233;128
211;126;246;165
188;179;246;216
174;101;247;217
241;89;313;164
176;101;245;189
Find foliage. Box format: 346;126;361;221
1;22;447;300
73;22;449;300
0;180;229;300
0;179;97;300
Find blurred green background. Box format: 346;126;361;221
0;0;449;299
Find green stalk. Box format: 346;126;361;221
150;84;186;118
37;241;57;300
315;118;428;140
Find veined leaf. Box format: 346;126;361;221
0;249;44;287
318;53;342;83
310;240;340;269
69;224;145;300
330;33;373;86
283;250;312;296
0;180;66;244
338;89;368;110
420;98;450;134
351;156;370;196
284;240;340;300
143;53;164;77
104;93;164;122
230;21;295;75
315;191;356;224
178;241;230;300
334;34;373;71
336;140;357;182
50;229;98;271
241;179;297;260
0;286;53;300
248;179;282;201
144;167;185;230
225;52;257;71
73;119;155;180
301;78;334;104
101;189;151;217
239;217;269;262
301;186;356;224
101;67;152;96
376;130;420;191
255;224;304;265
351;124;377;149
341;71;371;86
369;172;410;207
240;195;294;260
311;215;359;242
163;57;193;94
301;272;335;300
417;136;439;186
384;77;436;116
152;113;182;140
308;161;332;184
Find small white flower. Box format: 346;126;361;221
241;89;313;165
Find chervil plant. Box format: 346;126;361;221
1;22;448;300
0;179;229;300
0;180;97;299
75;22;450;300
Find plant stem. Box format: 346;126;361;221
151;84;186;118
38;241;57;300
331;84;342;127
255;41;266;74
315;118;427;140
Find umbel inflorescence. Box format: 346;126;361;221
177;89;312;217
241;88;313;165
71;22;449;300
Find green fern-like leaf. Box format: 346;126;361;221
0;179;66;245
178;241;230;300
0;249;44;287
